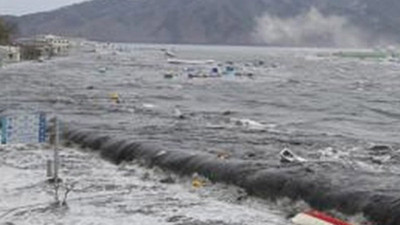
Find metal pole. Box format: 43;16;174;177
54;116;59;182
46;159;53;178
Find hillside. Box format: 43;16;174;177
5;0;400;47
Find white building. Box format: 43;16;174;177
37;34;71;56
17;34;72;59
0;46;21;64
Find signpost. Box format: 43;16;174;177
0;112;60;181
53;117;60;182
0;112;46;144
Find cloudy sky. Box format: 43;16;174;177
0;0;89;15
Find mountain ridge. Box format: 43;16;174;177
4;0;400;47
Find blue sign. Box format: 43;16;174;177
0;117;6;144
0;113;47;144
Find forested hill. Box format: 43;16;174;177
4;0;400;47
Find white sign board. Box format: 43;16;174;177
0;113;46;144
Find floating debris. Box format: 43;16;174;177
163;69;180;79
368;144;393;153
280;148;307;163
174;107;185;119
159;176;175;184
231;118;267;130
98;67;107;73
367;144;393;164
168;58;215;65
164;73;175;79
161;48;176;58
178;63;256;79
216;151;230;160
142;103;156;109
291;210;352;225
109;92;120;104
191;173;207;188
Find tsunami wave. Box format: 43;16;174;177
63;124;400;225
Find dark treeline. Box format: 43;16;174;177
0;18;17;45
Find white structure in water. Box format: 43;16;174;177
0;45;21;65
38;34;71;55
16;34;72;59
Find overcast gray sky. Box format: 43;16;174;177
0;0;89;16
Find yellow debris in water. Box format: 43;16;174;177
110;92;120;103
192;178;205;188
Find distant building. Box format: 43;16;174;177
39;34;71;56
0;46;21;64
16;34;72;60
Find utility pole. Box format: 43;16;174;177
53;116;60;182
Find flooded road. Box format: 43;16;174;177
0;144;288;225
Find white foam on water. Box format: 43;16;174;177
0;144;289;225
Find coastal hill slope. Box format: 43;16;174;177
6;0;400;46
